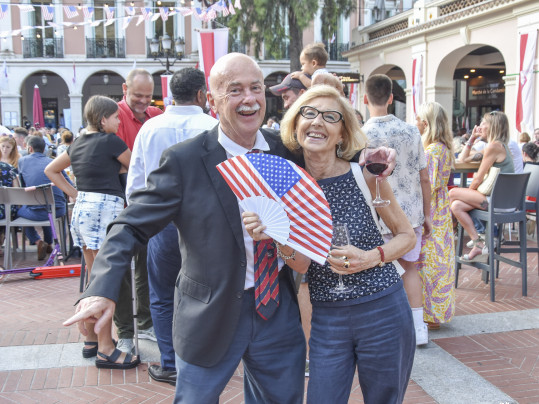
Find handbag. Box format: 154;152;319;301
477;166;500;195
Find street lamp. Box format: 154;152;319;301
150;34;185;74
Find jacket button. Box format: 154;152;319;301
236;291;243;299
240;260;246;267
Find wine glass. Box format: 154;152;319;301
365;139;391;207
329;223;354;294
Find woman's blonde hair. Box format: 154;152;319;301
280;85;365;160
0;136;20;168
417;102;454;165
484;111;509;144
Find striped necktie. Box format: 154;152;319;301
247;149;280;319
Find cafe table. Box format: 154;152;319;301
453;161;480;187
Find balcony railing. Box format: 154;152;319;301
86;38;126;58
323;42;350;62
23;38;64;58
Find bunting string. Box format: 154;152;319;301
0;0;240;38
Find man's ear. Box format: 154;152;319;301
387;93;393;105
207;91;217;114
122;83;128;96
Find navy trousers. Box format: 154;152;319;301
17;205;66;244
147;223;181;371
173;273;306;404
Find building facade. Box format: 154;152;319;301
345;0;539;136
0;1;362;131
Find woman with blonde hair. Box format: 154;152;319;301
449;111;513;262
244;85;416;403
0;135;20;168
415;102;455;330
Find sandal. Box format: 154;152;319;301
82;341;98;358
95;348;140;370
82;339;117;358
461;236;488;263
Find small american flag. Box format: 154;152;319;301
64;5;79;19
125;6;135;16
18;4;35;13
41;5;54;21
82;6;94;20
0;4;8;19
217;154;333;265
105;5;115;21
228;0;236;15
141;7;152;21
159;7;168;21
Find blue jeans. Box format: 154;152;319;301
173;276;306;404
307;284;415;404
147;223;181;371
16;205;66;244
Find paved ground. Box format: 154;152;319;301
0;236;538;403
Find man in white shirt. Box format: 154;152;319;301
126;67;217;385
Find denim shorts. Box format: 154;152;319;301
70;191;124;250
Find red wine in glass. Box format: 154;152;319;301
366;162;388;176
365;140;391;207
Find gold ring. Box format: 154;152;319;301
343;260;350;269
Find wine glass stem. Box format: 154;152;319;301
338;274;345;287
376;177;381;199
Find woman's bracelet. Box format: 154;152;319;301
275;242;296;261
376;246;385;267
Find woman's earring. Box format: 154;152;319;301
336;142;343;158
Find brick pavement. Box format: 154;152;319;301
0;240;538;403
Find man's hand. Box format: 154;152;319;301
358;147;396;178
63;296;116;336
242;211;271;241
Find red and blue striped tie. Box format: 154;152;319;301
254;239;279;320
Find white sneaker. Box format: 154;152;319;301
415;323;429;346
117;338;135;354
137;326;157;342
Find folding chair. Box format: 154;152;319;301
1;186;64;270
455;172;530;302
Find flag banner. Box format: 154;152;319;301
82;6;94;19
228;0;236;15
348;82;357;106
161;74;173;107
198;28;229;92
0;4;8;19
18;4;35;13
64;5;79;19
136;15;145;25
516;30;537;133
122;16;132;30
2;60;7;80
72;62;76;85
105;6;115;21
178;7;193;16
159;7;169;21
234;0;242;9
141;7;152;20
91;20;101;27
125;6;135;16
41;6;54;21
151;13;160;22
412;54;423;116
217;154;333;265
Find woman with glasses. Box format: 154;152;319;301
243;85;416;404
449;111;514;263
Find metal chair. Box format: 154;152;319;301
497;164;539;275
0;186;65;270
455;172;530;301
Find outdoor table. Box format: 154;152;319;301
453;161;480;187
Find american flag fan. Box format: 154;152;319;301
217;153;333;265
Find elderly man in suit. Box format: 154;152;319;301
64;53;306;403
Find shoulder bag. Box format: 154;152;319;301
477;166;500;195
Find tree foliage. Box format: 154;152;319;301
221;0;356;71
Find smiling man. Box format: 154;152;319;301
64;53;306;403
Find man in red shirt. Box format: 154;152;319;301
117;69;163;150
115;69;163;354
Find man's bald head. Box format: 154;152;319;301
209;53;263;95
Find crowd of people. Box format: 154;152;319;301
0;40;536;403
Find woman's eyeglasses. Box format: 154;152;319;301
299;106;344;124
0;133;13;138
